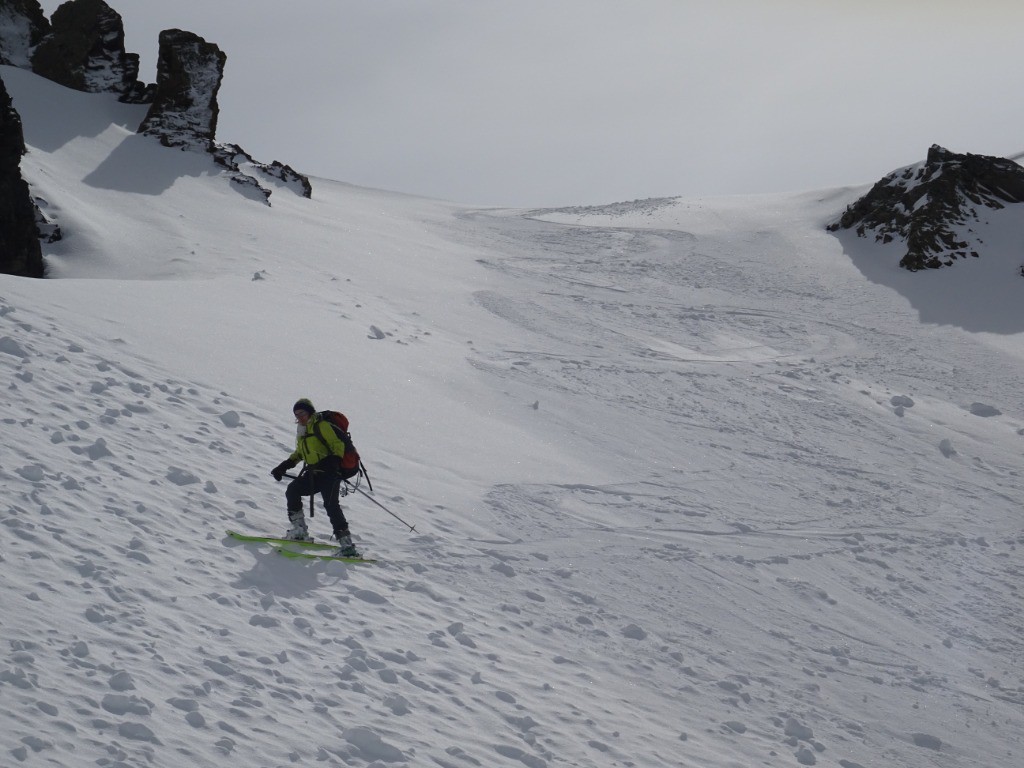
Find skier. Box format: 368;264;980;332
271;398;359;557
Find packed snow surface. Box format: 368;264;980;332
0;65;1021;768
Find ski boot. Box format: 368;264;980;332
284;509;312;542
333;529;360;558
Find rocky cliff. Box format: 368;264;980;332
0;0;49;68
0;0;313;276
30;0;151;102
135;28;310;203
829;145;1024;271
0;73;43;277
137;28;225;151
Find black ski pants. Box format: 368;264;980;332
286;469;350;535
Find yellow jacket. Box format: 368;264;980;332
289;413;346;467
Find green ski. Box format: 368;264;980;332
226;529;336;550
274;547;376;564
227;530;376;563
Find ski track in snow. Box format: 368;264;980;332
0;68;1022;768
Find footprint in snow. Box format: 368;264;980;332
344;726;406;762
117;722;160;744
10;736;53;760
622;623;647;640
0;336;30;358
351;588;389;605
69;438;113;460
101;693;151;716
166;467;201;485
911;733;943;750
219;410;241;427
167;700;205;729
16;464;45;482
108;671;136;691
167;697;199;713
491;562;516;577
968;402;1000;417
383;693;411;715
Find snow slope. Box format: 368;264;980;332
1;65;1021;768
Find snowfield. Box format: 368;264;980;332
0;64;1021;768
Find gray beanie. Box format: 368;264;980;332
292;398;315;415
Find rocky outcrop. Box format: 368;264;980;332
214;143;314;200
137;29;226;151
0;0;50;67
828;145;1024;271
3;1;311;223
0;73;44;277
137;31;312;201
29;0;151;102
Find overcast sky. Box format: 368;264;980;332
37;0;1024;207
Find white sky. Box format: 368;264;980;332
37;0;1024;206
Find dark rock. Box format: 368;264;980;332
33;195;61;243
30;0;149;101
138;29;226;151
0;0;51;67
0;73;44;277
260;159;312;199
213;143;313;200
7;5;310;213
828;145;1024;271
139;38;312;203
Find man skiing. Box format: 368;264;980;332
271;398;359;557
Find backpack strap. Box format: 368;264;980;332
312;418;341;456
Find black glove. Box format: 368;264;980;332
272;459;296;481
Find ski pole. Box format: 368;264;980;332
345;481;417;533
305;467;315;518
284;473;417;533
